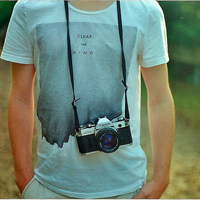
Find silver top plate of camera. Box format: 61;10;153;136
76;116;128;137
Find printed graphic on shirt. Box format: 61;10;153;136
36;22;137;148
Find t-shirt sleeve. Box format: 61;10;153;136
138;1;169;68
0;2;33;64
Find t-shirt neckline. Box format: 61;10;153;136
68;1;116;15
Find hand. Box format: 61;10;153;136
133;179;169;199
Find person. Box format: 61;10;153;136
1;0;175;199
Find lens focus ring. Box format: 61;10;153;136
96;128;119;153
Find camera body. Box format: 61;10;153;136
76;116;132;155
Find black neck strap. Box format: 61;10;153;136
64;1;80;132
116;1;130;120
64;1;129;132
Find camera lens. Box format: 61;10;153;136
96;128;119;153
101;134;117;149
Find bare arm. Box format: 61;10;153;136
135;64;175;199
8;63;36;194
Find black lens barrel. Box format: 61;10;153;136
96;128;120;153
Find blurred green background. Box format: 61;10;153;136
159;2;200;129
0;1;200;199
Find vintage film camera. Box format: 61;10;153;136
76;116;132;155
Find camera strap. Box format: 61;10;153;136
116;1;130;120
64;1;130;132
65;1;80;132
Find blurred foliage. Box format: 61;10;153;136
160;1;200;49
159;1;200;86
0;1;16;28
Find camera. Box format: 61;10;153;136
76;116;132;155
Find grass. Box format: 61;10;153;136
141;79;200;129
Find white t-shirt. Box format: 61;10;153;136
1;0;169;198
